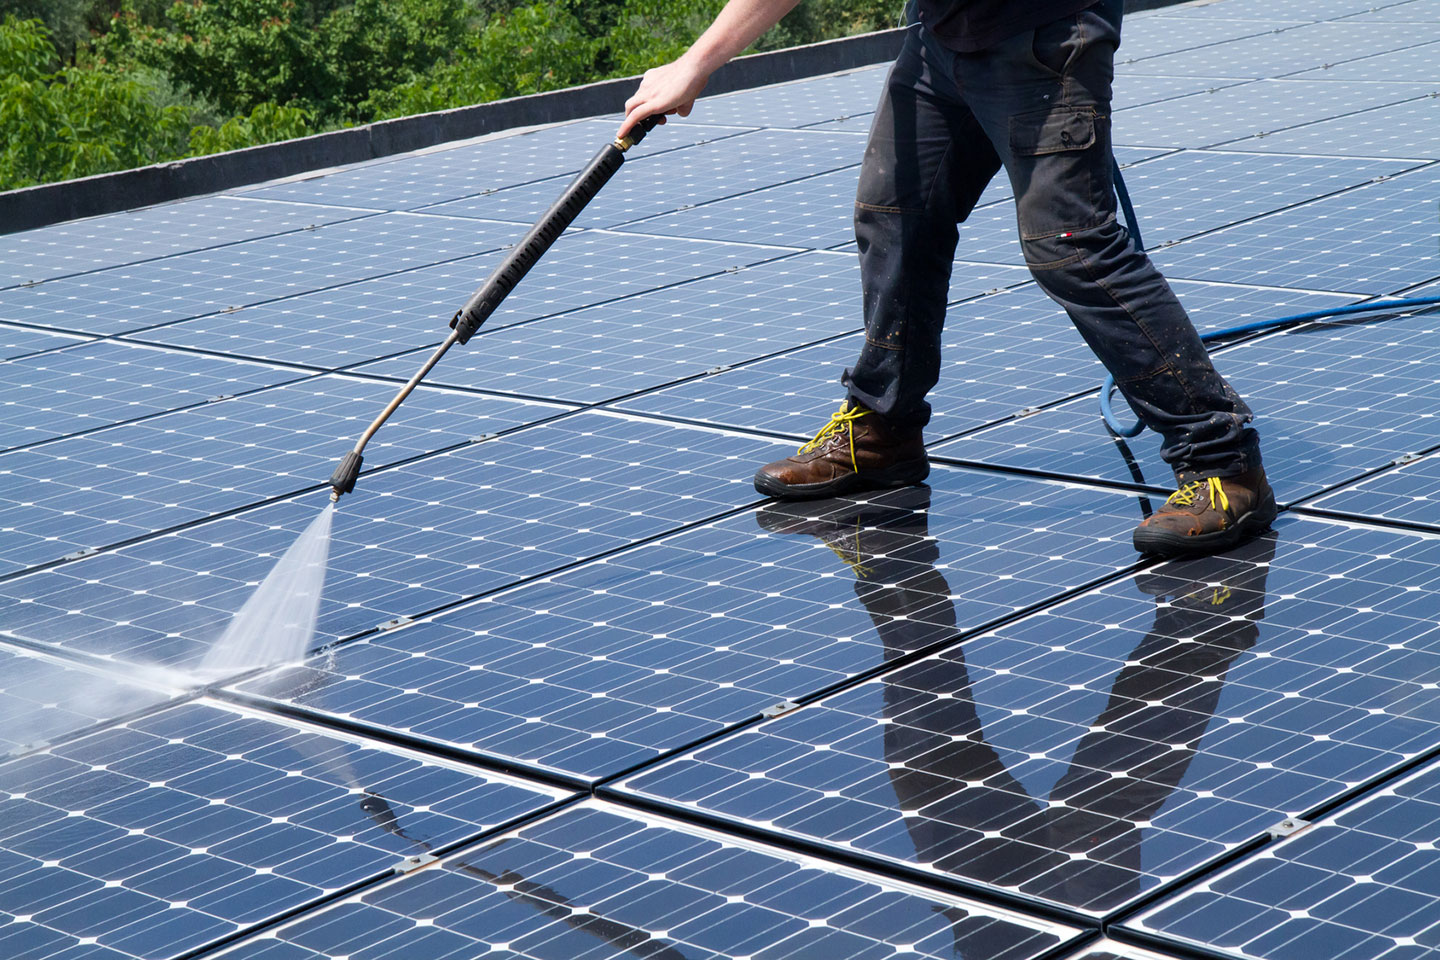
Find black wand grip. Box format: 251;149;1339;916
449;115;662;344
452;146;622;343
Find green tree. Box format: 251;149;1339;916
366;2;596;120
0;15;191;190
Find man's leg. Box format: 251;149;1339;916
754;24;1001;499
953;0;1274;556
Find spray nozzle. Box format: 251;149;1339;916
329;451;363;502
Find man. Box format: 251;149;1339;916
617;0;1275;559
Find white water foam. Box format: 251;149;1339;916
198;503;335;679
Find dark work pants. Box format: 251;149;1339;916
842;0;1261;480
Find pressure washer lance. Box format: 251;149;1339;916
327;116;662;502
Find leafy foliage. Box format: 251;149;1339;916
0;15;191;189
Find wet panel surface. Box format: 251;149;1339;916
235;472;1146;783
0;701;568;960
616;518;1440;917
208;801;1081;960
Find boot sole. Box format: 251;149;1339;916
1132;498;1279;559
753;459;930;501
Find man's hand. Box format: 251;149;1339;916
615;0;803;140
619;56;711;140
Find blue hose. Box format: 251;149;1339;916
1099;295;1440;437
1097;159;1440;437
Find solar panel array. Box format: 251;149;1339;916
2;0;1438;956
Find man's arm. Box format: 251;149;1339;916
618;0;804;138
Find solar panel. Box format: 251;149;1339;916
620;280;1356;443
0;197;368;290
420;129;873;229
235;469;1149;783
241;118;753;211
0;375;562;575
615;515;1440;917
0;644;178;757
945;306;1440;499
618;166;865;249
1115;21;1435;78
1119;17;1307;59
1335;0;1440;20
0;341;307;453
0;700;569;960
208;801;1081;960
355;254;1030;406
132;231;795;369
1127;756;1440;960
1113;80;1439;149
681;67;891;128
0;324;89;362
8;4;1440;955
0;213;526;336
1292;37;1440;79
0;413;791;671
1114;152;1418;246
1110;75;1253;111
1303;449;1440;529
1158;0;1425;18
1223;94;1440;160
1152;166;1440;295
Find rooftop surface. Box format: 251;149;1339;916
2;0;1440;958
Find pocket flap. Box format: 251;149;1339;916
1010;106;1096;157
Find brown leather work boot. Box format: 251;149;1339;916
753;400;928;500
1132;466;1277;559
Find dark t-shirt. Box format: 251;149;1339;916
915;0;1098;52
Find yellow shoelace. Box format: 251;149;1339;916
822;520;874;580
798;403;869;471
1166;476;1230;513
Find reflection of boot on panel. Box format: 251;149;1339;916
754;485;958;657
1040;531;1278;910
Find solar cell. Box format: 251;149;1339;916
0;644;177;757
616;516;1440;917
682;67;891;128
1303;450;1440;530
0;413;789;670
1115;21;1436;79
241;118;753;210
0;213;525;336
0;341;307;453
0;197;368;290
1152;166;1440;295
619;280;1356;442
1223;95;1440;160
0;375;562;575
235;470;1147;783
801;111;875;133
944;306;1440;499
1112;80;1439;149
1128;756;1440;960
354;254;1028;405
208;801;1080;960
131;231;794;369
420;129;871;229
0;700;568;960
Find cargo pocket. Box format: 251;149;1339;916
1010;106;1096;157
